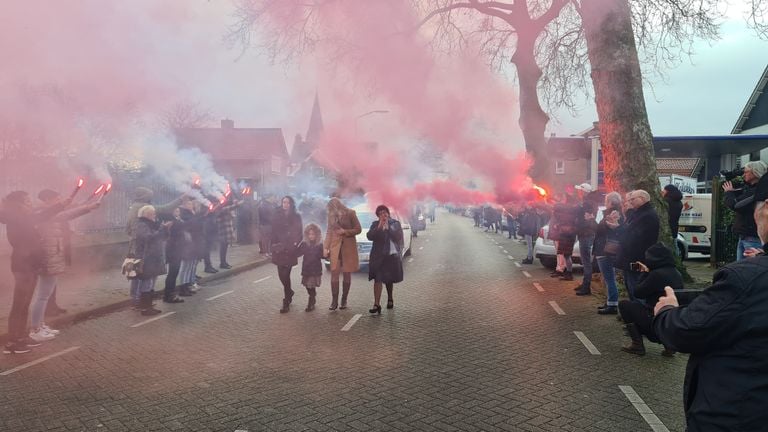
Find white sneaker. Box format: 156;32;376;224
41;324;60;335
29;328;56;342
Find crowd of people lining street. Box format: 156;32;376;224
0;186;408;355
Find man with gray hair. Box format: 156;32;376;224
723;160;768;261
617;189;660;300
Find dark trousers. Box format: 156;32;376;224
165;260;181;300
277;265;294;301
203;236;215;269
219;241;229;265
8;272;37;341
618;300;659;343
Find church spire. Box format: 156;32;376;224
305;92;324;145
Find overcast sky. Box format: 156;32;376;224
195;2;768;143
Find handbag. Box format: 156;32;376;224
604;238;622;256
122;258;144;279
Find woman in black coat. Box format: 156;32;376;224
271;196;303;313
128;205;171;316
662;184;683;241
366;205;404;314
619;242;683;356
177;200;206;297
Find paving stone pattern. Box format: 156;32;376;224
0;212;688;431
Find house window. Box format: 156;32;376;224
271;156;281;174
555;160;565;175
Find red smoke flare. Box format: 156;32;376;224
533;185;547;197
92;185;105;195
77;178;84;188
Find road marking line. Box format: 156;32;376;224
206;290;234;301
533;283;544;292
341;314;363;331
408;258;414;263
419;246;424;250
514;262;521;267
619;386;670;432
252;276;271;284
548;301;565;315
130;312;176;328
0;346;81;376
497;245;503;249
574;331;601;355
502;249;508;254
507;255;514;260
522;271;532;278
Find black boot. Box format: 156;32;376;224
329;281;339;310
340;281;351;309
559;271;574;281
386;285;394;309
140;292;162;316
306;288;316;312
280;298;291;313
661;345;676;357
621;323;646;356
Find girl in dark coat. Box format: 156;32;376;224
296;223;324;312
128;205;171;316
272;196;303;313
619;242;683;356
366;205;404;314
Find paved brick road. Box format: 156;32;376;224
0;211;688;431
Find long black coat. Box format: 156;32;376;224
664;185;683;237
271;211;303;267
724;183;758;237
366;219;404;283
517;209;540;237
128;217;168;280
617;202;659;269
653;253;768;431
179;208;206;260
297;241;323;277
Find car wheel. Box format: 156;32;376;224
677;242;687;260
539;257;556;269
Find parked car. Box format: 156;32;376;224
533;208;688;269
323;203;413;270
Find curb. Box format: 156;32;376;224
0;257;271;345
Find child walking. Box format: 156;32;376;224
297;223;324;312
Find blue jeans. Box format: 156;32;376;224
30;274;57;329
578;236;594;290
737;236;763;261
525;235;534;260
596;256;618;306
130;279;140;305
623;269;642;302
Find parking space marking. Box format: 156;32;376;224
419;246;424;250
522;271;532;278
533;283;544;292
497;245;503;249
548;301;566;315
514;262;521;267
619;386;670;432
130;312;176;328
206;290;234;301
574;331;601;355
253;276;271;284
507;255;514;260
502;249;508;254
341;314;363;331
0;346;81;376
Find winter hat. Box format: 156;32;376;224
575;183;594;193
133;187;154;202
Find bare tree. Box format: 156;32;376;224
162;100;215;132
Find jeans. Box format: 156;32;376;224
596;256;619;306
8;272;37;341
578;236;595;290
623;269;642;302
30;274;57;329
737;236;763;261
130;279;140;306
525;235;534;260
278;265;294;301
137;278;156;293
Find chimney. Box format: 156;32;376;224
221;119;235;129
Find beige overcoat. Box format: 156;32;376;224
324;207;362;273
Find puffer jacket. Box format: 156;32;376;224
634;243;683;309
37;205;93;275
653;252;768;431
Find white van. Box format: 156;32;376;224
678;194;712;255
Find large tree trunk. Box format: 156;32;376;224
512;33;550;185
580;0;681;260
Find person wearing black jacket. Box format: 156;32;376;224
366;205;404;314
651;200;768;431
163;207;193;303
723;160;767;261
297;223;324;312
574;183;599;295
618;243;682;356
662;184;683;241
177;199;206;297
617;190;660;300
1;191;70;354
517;204;540;264
553;194;580;281
272;196;303;313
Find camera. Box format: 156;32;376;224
630;262;641;272
720;167;745;182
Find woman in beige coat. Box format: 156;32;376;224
324;197;362;310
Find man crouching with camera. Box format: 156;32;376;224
652;199;768;431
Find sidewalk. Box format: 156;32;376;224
0;243;270;342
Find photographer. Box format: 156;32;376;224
723;161;767;261
619;243;683;356
652;200;768;431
